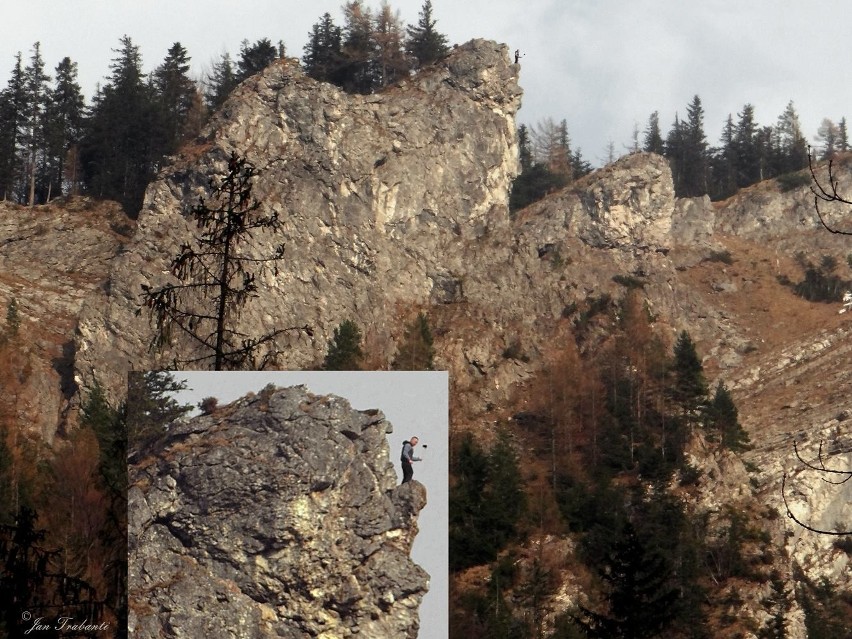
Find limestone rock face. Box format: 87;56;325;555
76;39;522;390
128;385;427;639
0;197;130;441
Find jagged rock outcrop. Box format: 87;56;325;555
75;39;522;393
129;384;428;639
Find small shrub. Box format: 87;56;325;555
612;274;645;289
776;172;811;192
561;301;578;318
502;338;529;362
679;462;703;486
198;396;219;415
832;536;852;554
780;254;852;303
702;249;734;265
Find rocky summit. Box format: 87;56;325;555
128;384;428;639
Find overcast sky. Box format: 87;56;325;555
3;1;850;166
166;371;448;639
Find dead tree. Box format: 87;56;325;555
140;151;309;370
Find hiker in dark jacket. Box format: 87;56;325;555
400;436;422;484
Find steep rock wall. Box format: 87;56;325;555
76;39;522;391
0;197;130;441
129;385;427;638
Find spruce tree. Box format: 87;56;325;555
405;0;449;68
775;100;808;174
341;1;376;94
303;13;344;85
140;152;307;369
0;54;25;201
711;114;738;200
126;370;193;457
205;52;238;110
838;117;849;153
236;38;279;83
680;95;709;197
576;521;679;639
707;380;751;451
3;297;20;340
323;319;364;370
643;111;664;155
80;35;161;215
45;57;85;197
373;1;409;88
153;42;200;152
734;103;760;186
21;42;50;205
665;114;685;195
449;431;491;570
670;330;708;418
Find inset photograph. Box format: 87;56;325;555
127;371;447;639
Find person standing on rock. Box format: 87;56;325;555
400;436;422;484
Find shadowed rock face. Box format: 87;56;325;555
128;385;428;639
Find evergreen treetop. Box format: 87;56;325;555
405;0;449;68
323;319;364;370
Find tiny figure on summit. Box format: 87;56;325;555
514;49;523;64
400;436;422;484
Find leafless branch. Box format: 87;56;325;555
808;147;852;235
793;441;852;485
782;439;852;535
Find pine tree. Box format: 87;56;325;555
392;312;435;370
45;57;85;198
140;152;307;369
303;13;345;85
405;0;449;68
323;319;364;370
205;52;238;110
670;330;708;419
21;42;51;205
643;111;664;155
126;370;193;457
153;42;201;152
576;521;679;639
236;38;280;83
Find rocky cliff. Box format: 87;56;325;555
75;38;522;392
1;35;851;638
128;384;428;639
0;197;131;442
